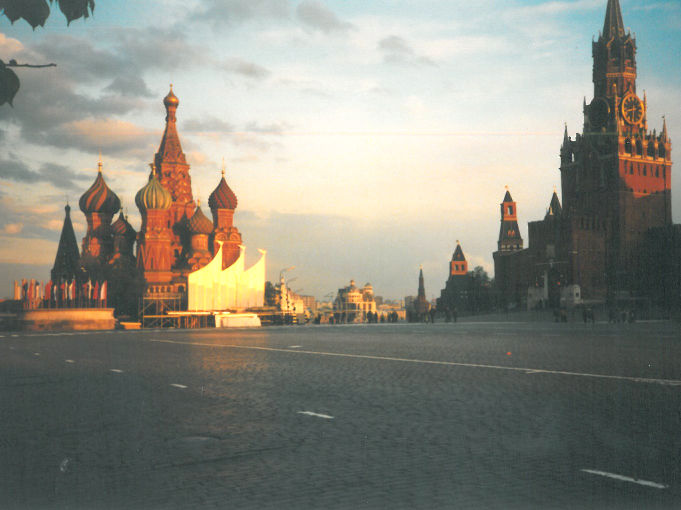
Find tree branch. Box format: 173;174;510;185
6;62;57;68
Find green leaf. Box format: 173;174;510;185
0;66;20;107
56;0;95;24
21;0;51;29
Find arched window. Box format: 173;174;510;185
659;144;666;159
624;139;632;154
636;140;643;156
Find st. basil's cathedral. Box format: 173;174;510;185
51;86;244;315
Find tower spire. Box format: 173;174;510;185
662;116;668;140
603;0;624;40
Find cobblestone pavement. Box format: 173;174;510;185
1;321;680;509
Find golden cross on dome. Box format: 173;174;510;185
97;150;103;173
221;157;226;177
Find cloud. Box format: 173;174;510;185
105;75;154;97
41;118;159;158
196;0;290;26
244;121;291;135
0;155;89;190
222;58;271;79
2;223;23;234
296;1;354;33
0;236;57;265
184;116;235;133
378;35;435;66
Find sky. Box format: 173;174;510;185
0;0;680;301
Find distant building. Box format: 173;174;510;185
408;267;430;322
333;280;377;323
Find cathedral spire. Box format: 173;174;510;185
51;204;81;283
156;85;187;166
418;266;426;300
602;0;624;40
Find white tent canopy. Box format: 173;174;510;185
187;243;266;311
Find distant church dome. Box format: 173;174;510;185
163;85;179;108
208;174;238;210
79;170;121;215
188;205;214;235
135;174;172;211
111;212;136;239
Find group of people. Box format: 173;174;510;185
13;279;109;310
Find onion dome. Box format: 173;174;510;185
163;85;179;108
188;205;214;235
112;212;136;238
208;174;238;210
135;174;172;211
79;170;121;215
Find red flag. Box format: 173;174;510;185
93;281;100;305
100;281;107;302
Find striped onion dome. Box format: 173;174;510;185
79;171;121;215
135;174;172;211
188;205;213;235
208;175;238;210
111;212;136;239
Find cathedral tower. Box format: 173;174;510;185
208;167;242;269
51;204;81;283
154;86;195;270
78;160;121;278
135;167;174;288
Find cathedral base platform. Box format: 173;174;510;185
18;309;115;331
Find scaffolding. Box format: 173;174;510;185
139;293;184;328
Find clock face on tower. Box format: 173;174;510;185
621;94;644;125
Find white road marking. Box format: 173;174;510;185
59;458;70;473
11;334;19;338
288;345;303;349
65;359;75;364
0;335;4;338
109;369;123;373
298;411;334;420
33;352;40;356
148;338;681;387
170;383;187;389
581;469;668;489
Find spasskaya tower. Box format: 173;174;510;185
559;0;672;298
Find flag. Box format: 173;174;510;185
100;281;107;303
61;282;67;301
93;281;100;306
87;279;92;301
70;280;76;303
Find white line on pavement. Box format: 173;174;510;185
11;334;19;338
581;469;668;489
0;335;4;338
33;352;40;356
148;338;681;387
288;345;303;349
170;383;187;389
65;359;75;364
110;369;123;373
298;411;334;420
